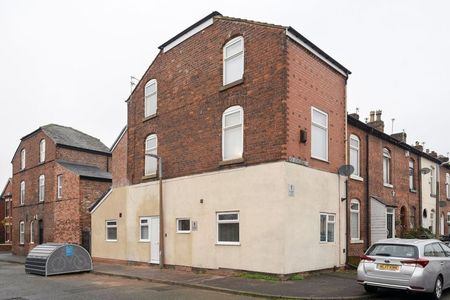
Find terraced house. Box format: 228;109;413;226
11;124;112;255
91;12;352;274
0;178;12;250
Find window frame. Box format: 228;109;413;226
216;211;240;245
144;134;158;176
38;175;45;202
223;36;244;86
311;107;329;162
383;148;391;185
105;220;118;242
350;200;360;241
30;221;34;244
349;134;360;177
20;181;25;205
320;213;335;243
19;221;24;245
57;175;63;199
176;218;191;234
409;159;415;191
39;139;46;163
222;106;244;161
20;149;26;170
446;173;450;199
144;79;157;118
430;166;436;196
139;217;151;242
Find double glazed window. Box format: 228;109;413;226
430;166;436;196
20;181;25;205
19;221;24;245
350;200;360;240
222;106;243;161
144;134;157;176
311;107;328;161
144;79;157;118
320;213;335;243
176;218;191;233
217;212;239;245
38;175;45;202
30;221;34;244
383;148;391;185
106;220;118;241
140;217;150;241
20;149;26;170
349;135;360;177
39;139;46;163
409;160;415;191
57;175;63;199
446;174;450;199
223;37;244;85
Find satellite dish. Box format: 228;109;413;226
338;165;354;176
420;167;431;175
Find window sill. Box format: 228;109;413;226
142;174;157;181
219;158;244;166
319;241;336;245
106;240;117;242
350;175;364;182
430;194;437;198
383;183;394;189
311;156;329;163
350;239;364;244
219;78;244;92
139;240;150;243
216;242;240;246
142;113;158;122
176;231;191;234
409;189;417;193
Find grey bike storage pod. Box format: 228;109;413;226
25;243;93;276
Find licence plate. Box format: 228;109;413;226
377;264;400;271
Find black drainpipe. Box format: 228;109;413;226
366;133;370;249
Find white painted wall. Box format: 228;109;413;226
421;157;438;233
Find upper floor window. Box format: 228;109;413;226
38;175;45;202
19;221;24;245
446;173;450;199
144;79;157;118
430;166;436;196
311;107;328;161
223;36;244;85
349;135;360;177
350;200;360;240
222;106;243;161
57;175;63;199
144;134;157;176
39;139;46;163
383;148;391;185
409;159;415;191
20;181;25;205
20;149;26;170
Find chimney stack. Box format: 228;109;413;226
430;151;438;158
367;110;385;132
414;141;424;152
391;131;407;143
438;155;449;163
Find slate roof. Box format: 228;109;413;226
57;160;112;180
22;124;110;154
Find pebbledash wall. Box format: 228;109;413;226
91;12;350;274
91;162;346;274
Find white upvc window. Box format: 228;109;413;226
223;36;244;85
19;221;24;245
350;200;360;240
217;212;240;245
176;218;191;233
20;181;25;205
222;106;243;161
30;221;34;244
38;175;45;202
447;212;450;224
144;79;157;118
106;220;118;241
144;134;157;176
311;107;328;161
430;166;436;196
446;173;450;199
383;148;391;185
139;217;150;242
57;175;62;199
349;135;360;177
20;149;26;170
409;160;415;191
39;139;46;163
320;213;335;243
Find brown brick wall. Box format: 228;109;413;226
440;167;450;235
112;130;129;188
79;179;111;232
286;39;347;173
0;180;12;244
56;147;110;171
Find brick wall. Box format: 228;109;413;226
440;166;450;235
56;147;110;172
1;180;13;244
79;179;111;232
112;130;128;188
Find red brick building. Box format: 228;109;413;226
11;124;111;255
1;178;12;248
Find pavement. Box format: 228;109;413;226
0;251;371;299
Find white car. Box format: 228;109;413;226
357;238;450;299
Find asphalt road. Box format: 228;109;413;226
0;262;254;300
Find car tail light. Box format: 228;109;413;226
360;255;375;262
400;258;429;268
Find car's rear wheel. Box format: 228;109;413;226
364;285;378;293
430;276;443;300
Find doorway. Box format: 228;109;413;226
38;220;44;244
150;217;160;264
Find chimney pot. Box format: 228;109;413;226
369;111;375;122
376;110;382;121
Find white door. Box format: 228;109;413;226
371;198;387;244
150;217;160;264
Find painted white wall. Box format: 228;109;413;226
91;161;346;274
421;157;438;233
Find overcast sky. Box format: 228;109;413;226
1;0;449;184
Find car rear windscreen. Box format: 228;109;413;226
366;244;419;258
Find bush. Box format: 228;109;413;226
401;227;436;239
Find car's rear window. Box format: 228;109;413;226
366;244;418;258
